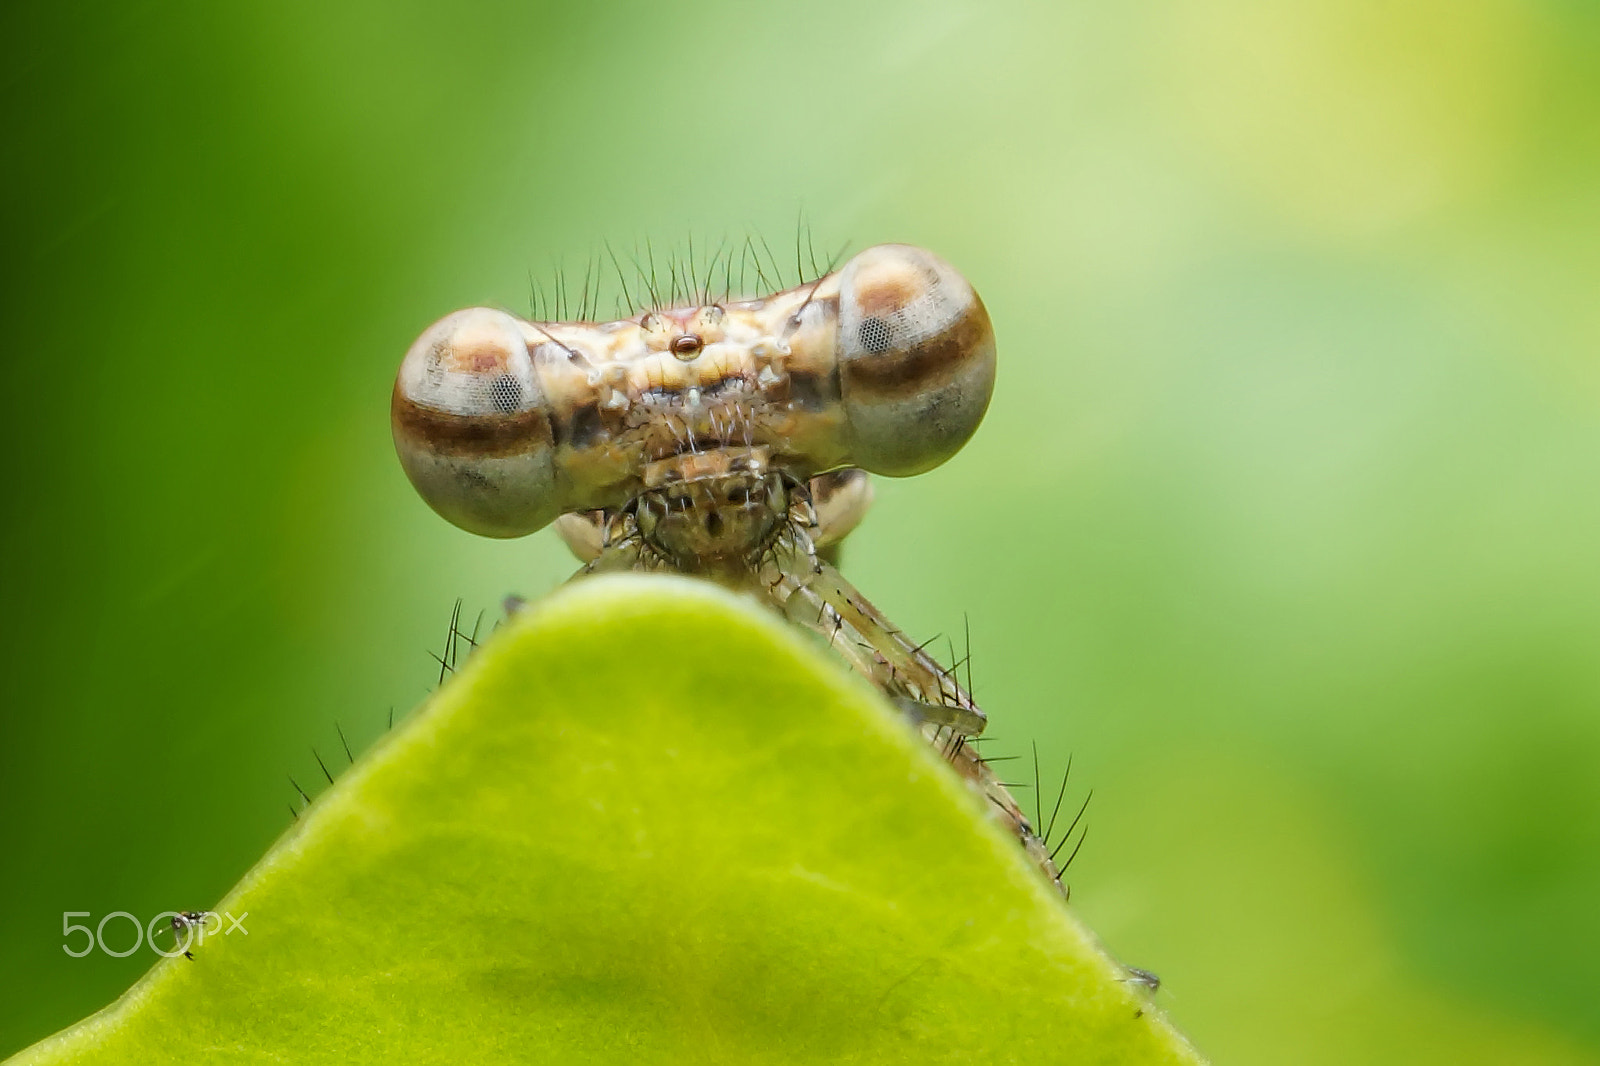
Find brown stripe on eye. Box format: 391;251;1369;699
842;299;993;399
391;383;554;458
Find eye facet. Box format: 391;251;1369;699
391;307;560;538
835;244;996;477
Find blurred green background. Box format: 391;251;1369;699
4;0;1598;1061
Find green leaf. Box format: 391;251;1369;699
11;575;1203;1065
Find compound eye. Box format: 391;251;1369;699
836;245;996;477
392;307;561;537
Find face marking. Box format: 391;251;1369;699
394;243;1067;892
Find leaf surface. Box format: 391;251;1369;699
12;575;1203;1065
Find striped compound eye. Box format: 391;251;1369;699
836;245;996;477
391;308;561;537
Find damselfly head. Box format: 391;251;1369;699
392;244;995;542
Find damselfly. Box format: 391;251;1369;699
392;243;1069;889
